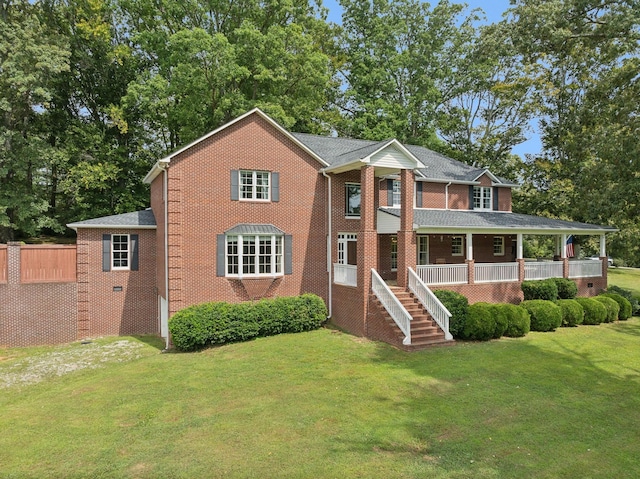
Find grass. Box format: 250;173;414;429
609;267;640;297
2;321;640;479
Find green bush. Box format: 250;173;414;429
489;304;510;339
433;290;469;339
593;296;620;323
599;293;632;320
169;294;327;351
552;278;578;299
463;303;496;341
556;299;584;327
575;297;607;325
521;279;559;301
502;303;530;337
520;300;562;332
605;286;639;316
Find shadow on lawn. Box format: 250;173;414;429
355;322;640;478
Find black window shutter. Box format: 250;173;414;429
130;234;139;271
493;188;499;211
284;235;293;275
216;234;225;277
230;170;239;201
416;181;423;208
272;172;280;202
102;234;111;272
387;179;394;206
469;186;474;210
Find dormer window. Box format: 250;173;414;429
473;186;492;210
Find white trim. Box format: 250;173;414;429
66;224;156;231
225;234;284;278
493;236;505;256
111;234;131;271
143;108;329;184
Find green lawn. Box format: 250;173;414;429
2;320;640;478
609;267;640;297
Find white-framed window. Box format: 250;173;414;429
111;234;130;270
493;236;505;256
417;235;429;265
345;183;361;217
390;236;398;271
452;236;464;256
338;233;358;265
392;180;401;207
240;170;270;201
473;186;492;210
226;234;283;276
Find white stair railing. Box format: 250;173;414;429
408;267;453;340
371;269;413;345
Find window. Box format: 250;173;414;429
473;186;492;210
451;236;464;256
240;170;270;201
392;180;401;207
226;235;283;277
112;234;130;270
417;235;429;265
345;183;361;217
493;236;505;256
338;233;358;265
390;236;398;271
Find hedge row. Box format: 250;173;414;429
521;278;577;301
434;288;633;341
169;294;327;351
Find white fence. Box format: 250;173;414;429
475;262;519;283
569;260;602;278
524;261;564;280
416;264;468;285
334;263;357;287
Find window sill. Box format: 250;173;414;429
345;216;361;220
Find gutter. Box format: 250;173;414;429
160;161;170;350
321;169;332;319
445;182;451;210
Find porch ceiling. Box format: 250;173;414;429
379;208;617;235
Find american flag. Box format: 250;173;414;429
566;235;575;258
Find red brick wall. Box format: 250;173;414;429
332;285;366;336
165;113;328;315
449;184;470;210
150;175;166;299
423;182;446;209
422;234;516;264
498;187;512;212
0;243;77;347
377;234;396;280
431;282;524;305
76;229;158;337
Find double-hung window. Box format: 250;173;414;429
473;186;492;210
392;180;401;207
390;236;398;271
345;183;361;217
112;234;130;269
493;236;505;256
240;170;270;201
451;236;464;256
226;235;283;277
102;234;139;272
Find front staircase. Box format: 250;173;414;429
378;286;454;351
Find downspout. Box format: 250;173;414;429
445;182;452;210
321;169;332;319
161;162;170;350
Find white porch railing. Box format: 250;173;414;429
334;263;357;287
524;261;564;280
569;260;602;278
475;262;519;283
416;264;468;285
408;268;453;340
371;269;413;345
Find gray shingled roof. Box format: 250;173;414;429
225;224;285;235
67;210;156;229
380;208;617;233
292;132;506;184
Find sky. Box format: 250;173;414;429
322;0;543;157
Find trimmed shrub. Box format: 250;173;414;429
463;303;496;341
521;279;559;301
593;296;620;323
575;297;607;325
169;294;327;351
605;286;639;316
502;303;530;337
599;293;632;320
489;304;510;339
556;299;584;327
520;300;562;332
433;290;469;339
552;278;578;299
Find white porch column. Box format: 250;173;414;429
517;233;523;260
600;234;607;257
560;233;567;259
466;232;473;261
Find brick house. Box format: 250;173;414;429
67;109;616;349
